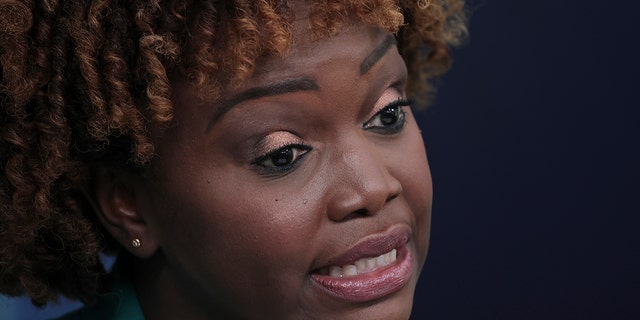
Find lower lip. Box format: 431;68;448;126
310;244;413;302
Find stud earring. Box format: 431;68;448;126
131;238;141;248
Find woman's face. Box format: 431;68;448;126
133;20;433;319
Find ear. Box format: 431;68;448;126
90;168;159;258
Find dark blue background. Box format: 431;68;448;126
412;1;640;319
2;1;639;319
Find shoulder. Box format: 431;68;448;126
50;285;144;320
51;259;144;320
51;309;83;320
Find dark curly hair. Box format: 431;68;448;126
0;0;467;307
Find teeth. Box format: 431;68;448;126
366;257;377;270
323;248;398;278
329;266;342;277
343;265;358;277
354;259;366;271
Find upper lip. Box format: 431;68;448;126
314;224;410;270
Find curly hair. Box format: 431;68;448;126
0;0;467;307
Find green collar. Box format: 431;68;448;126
53;258;145;320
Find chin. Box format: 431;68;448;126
346;284;416;320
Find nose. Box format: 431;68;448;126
326;136;403;222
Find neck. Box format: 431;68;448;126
132;252;237;319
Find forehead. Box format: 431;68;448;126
235;26;388;92
225;0;388;89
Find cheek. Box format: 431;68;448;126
396;124;433;260
158;181;315;257
143;170;326;310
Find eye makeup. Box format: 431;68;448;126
363;96;413;134
250;131;313;175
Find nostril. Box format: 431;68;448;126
386;193;398;203
353;208;368;216
339;208;370;221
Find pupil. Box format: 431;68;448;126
272;148;293;166
381;107;398;125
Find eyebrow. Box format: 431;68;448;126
359;34;397;76
205;35;397;133
205;78;318;133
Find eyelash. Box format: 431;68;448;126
363;97;414;133
251;97;413;176
251;143;313;175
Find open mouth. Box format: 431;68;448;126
310;226;414;302
316;248;398;277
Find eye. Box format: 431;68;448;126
252;144;312;173
363;98;413;133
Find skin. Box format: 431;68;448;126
96;8;433;320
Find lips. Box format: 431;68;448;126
310;225;414;302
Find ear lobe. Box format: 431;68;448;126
92;168;158;258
